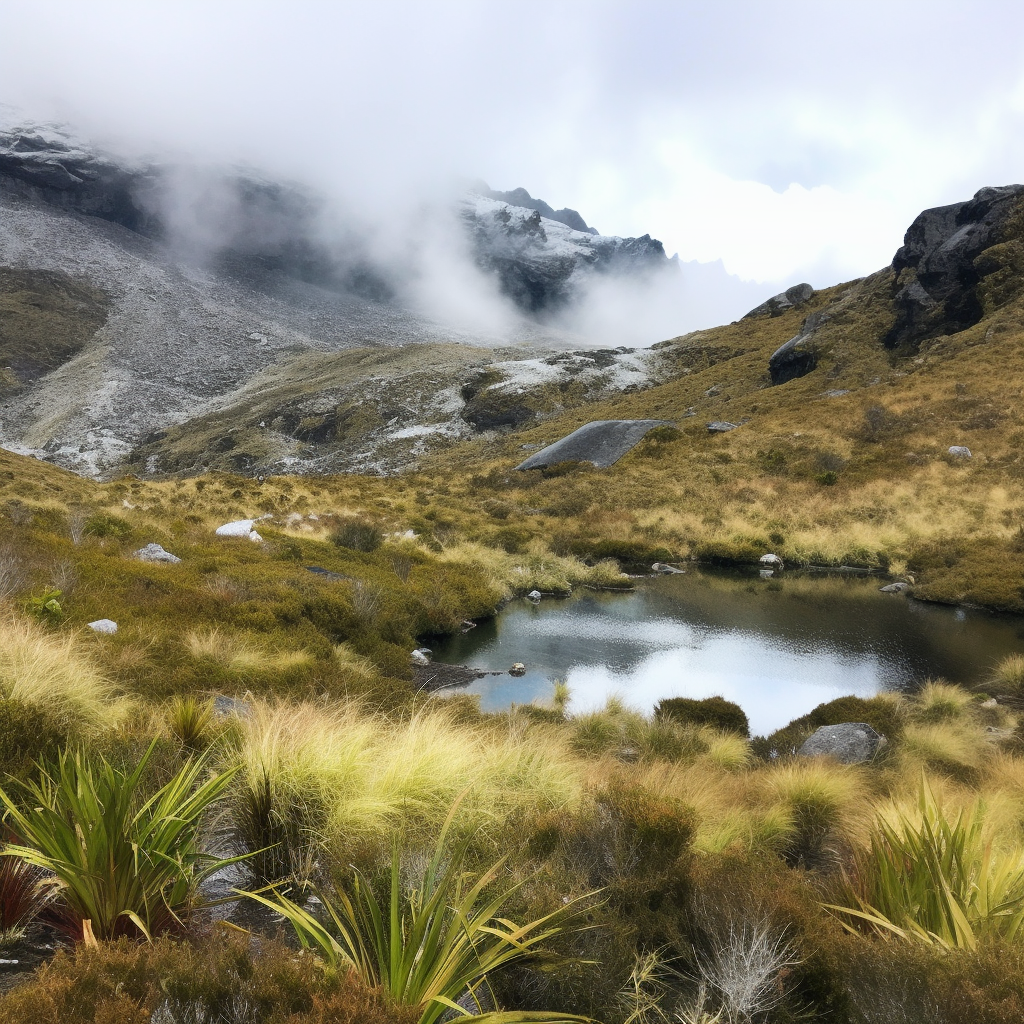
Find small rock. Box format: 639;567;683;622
216;519;256;537
411;649;431;666
760;553;784;567
527;590;542;601
707;421;738;433
798;723;885;764
87;619;118;634
879;581;910;593
134;542;181;564
509;662;527;676
248;530;263;543
705;385;721;397
760;569;774;578
948;445;972;459
652;562;685;574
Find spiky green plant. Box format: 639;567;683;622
243;801;598;1024
0;743;244;940
166;694;216;750
825;777;1024;949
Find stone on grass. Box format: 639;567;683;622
87;619;118;634
798;722;885;764
134;542;181;564
948;445;972;459
215;519;256;537
707;421;739;433
760;553;784;567
879;581;910;593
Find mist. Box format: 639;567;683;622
4;0;1024;345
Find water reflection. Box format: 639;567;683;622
430;570;1024;736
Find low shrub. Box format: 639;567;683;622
330;517;383;553
656;696;750;737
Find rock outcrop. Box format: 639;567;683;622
768;310;825;385
885;184;1024;349
743;283;814;319
462;191;671;312
515;420;673;470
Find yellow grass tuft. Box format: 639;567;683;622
0;615;128;734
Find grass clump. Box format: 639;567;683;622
0;614;127;737
0;742;242;940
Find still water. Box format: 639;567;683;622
430;569;1024;736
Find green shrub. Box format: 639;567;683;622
84;512;133;540
330;517;382;553
655;696;750;737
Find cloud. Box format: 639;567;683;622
2;0;1024;333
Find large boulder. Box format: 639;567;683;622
743;283;814;319
768;310;825;385
515;419;673;470
798;722;885;763
885;184;1024;348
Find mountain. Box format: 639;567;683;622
0;119;677;476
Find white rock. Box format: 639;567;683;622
134;542;181;564
948;445;972;459
216;519;256;537
249;530;263;543
760;553;784;566
527;590;542;601
411;649;431;666
87;619;118;634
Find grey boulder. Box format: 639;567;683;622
743;283;814;319
706;421;739;433
87;618;118;634
879;582;910;593
948;445;972;459
769;309;826;385
799;723;885;763
134;543;181;564
515;420;673;470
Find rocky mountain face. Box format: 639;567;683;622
0;119;676;477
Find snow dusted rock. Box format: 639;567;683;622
216;519;256;537
134;543;181;564
87;619;118;634
948;445;972;459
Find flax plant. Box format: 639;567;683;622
0;743;244;940
244;801;597;1024
826;778;1024;949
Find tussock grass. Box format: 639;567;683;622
897;720;994;781
438;539;628;596
228;701;584;867
185;628;312;673
0;615;127;735
911;681;977;723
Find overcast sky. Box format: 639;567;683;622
3;0;1024;328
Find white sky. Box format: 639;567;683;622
3;0;1024;323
